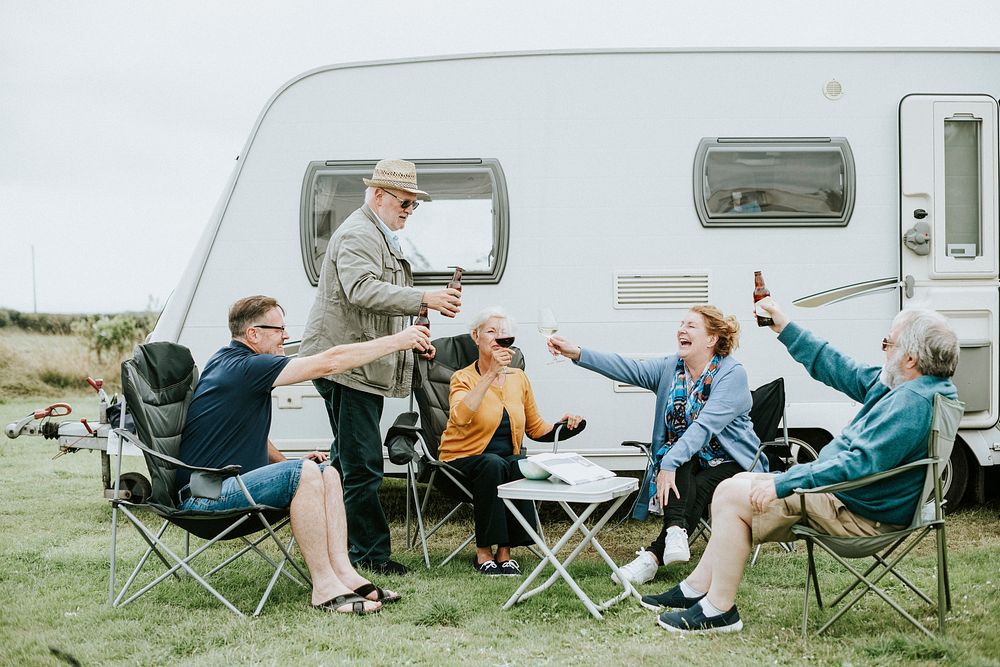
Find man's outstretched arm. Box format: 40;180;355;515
273;325;430;387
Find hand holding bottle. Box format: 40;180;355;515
754;297;789;334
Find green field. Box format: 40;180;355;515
2;390;1000;667
2;328;1000;666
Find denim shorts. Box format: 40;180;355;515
178;459;321;511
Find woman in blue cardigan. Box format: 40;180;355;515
548;305;766;585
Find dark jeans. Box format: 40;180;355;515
647;459;743;556
314;378;390;564
448;452;536;549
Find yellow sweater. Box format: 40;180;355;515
437;363;552;462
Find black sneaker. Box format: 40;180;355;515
657;603;743;634
497;559;521;576
356;559;411;576
474;558;500;575
640;584;705;611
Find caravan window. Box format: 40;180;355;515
300;160;509;286
694;138;855;227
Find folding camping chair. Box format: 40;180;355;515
792;394;964;637
388;333;581;568
108;342;310;616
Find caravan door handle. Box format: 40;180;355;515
913;208;928;219
903;275;914;299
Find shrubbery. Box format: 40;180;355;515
0;309;81;334
70;314;155;361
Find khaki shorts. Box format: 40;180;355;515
750;475;900;545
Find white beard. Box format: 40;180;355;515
879;350;905;388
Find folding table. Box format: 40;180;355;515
497;476;639;619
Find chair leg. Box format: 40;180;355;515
407;463;431;569
802;539;814;638
441;532;475;566
936;523;949;633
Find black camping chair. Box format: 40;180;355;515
108;342;309;616
621;377;816;555
385;333;583;568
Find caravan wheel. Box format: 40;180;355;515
118;472;151;504
941;444;968;512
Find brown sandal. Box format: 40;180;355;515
354;582;402;604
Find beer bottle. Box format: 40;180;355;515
414;303;432;358
753;271;774;327
448;266;464;292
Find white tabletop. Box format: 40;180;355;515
497;476;638;503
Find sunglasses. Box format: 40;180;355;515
881;337;896;351
381;189;420;210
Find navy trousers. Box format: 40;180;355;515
314;378;391;565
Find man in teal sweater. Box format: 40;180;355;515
649;298;959;634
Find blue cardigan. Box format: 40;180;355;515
773;322;958;526
576;349;766;479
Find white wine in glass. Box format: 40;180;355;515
537;308;565;363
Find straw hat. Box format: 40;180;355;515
363;158;431;201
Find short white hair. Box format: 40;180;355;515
470;306;516;334
892;309;960;377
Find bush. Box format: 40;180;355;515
73;314;153;362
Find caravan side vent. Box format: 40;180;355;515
613;271;710;309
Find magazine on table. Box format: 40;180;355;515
526;452;615;485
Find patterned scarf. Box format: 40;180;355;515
648;355;724;508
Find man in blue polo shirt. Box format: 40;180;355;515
177;295;430;615
644;298;959;634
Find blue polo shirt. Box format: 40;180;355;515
177;341;290;488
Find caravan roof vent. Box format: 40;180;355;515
613;271;710;309
823;79;844;100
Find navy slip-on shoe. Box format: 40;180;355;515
657;603;743;633
640;584;705;611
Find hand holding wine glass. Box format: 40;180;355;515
494;321;515;374
546;335;582;362
537;308;565;364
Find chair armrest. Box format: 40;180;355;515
792;458;933;496
113;428;242;476
532;419;587;443
621;440;653;463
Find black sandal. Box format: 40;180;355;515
354;582;402;604
313;593;380;615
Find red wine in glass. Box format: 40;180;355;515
495;336;515;348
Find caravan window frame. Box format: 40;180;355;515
299;159;509;287
693;137;856;227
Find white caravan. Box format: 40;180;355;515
151;49;1000;506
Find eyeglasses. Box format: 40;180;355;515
881;337;896;351
253;324;287;333
381;189;420;210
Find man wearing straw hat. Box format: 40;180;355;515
301;159;462;575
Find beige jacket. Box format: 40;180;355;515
300;204;424;397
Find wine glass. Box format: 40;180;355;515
495;321;515;374
537;308;565;364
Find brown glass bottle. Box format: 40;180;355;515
414;303;432;358
753;271;774;327
448;266;464;292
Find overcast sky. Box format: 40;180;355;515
2;0;998;313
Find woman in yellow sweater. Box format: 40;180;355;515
438;307;584;576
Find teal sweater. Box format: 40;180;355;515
773;322;957;526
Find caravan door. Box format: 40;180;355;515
899;94;1000;430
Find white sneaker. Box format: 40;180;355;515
662;526;691;565
611;549;659;585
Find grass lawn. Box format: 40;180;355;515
2;394;1000;666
